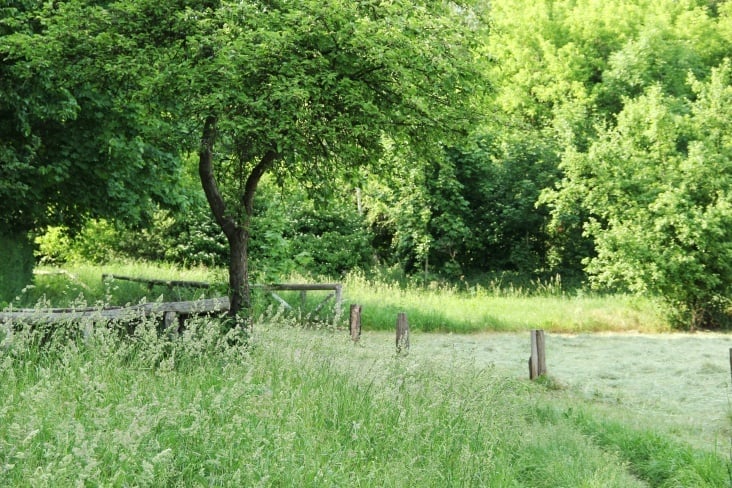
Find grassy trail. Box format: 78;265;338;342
389;330;732;451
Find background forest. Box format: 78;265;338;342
2;0;732;329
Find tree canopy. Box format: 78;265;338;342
32;0;487;315
0;0;186;300
551;63;732;328
187;0;488;315
0;1;183;233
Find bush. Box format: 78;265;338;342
548;64;732;329
286;206;373;278
36;220;122;265
35;204;229;269
34;179;375;281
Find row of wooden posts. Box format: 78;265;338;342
348;304;548;380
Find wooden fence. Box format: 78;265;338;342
0;275;343;326
102;274;342;320
0;297;230;324
259;283;343;320
102;273;210;290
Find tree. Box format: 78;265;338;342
548;63;732;328
487;0;732;285
0;1;184;299
442;130;560;277
178;0;487;317
360;128;560;281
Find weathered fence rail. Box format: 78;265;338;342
0;297;230;324
256;283;343;320
102;274;211;289
2;277;343;324
104;273;345;320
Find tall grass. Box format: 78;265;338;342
569;411;730;486
1;316;727;486
342;271;668;333
1;262;727;485
14;263;225;308
14;264;669;333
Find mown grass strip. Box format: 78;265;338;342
570;410;731;487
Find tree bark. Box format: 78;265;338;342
199;115;245;318
199;116;236;237
227;227;250;317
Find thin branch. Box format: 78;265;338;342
242;150;280;218
198;114;237;238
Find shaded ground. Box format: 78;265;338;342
353;330;732;451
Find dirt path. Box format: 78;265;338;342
356;330;732;450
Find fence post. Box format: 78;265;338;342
334;284;343;322
529;329;547;380
350;304;362;342
164;311;179;337
396;312;410;353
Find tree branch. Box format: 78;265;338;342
198;114;238;238
242;150;280;219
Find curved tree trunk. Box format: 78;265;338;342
198;114;279;320
198;115;249;318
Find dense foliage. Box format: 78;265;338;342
3;0;732;327
36;178;374;280
1;0;185;298
550;66;732;328
1;0;184;231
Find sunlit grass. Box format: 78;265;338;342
11;263;670;334
1;262;727;485
342;271;669;333
15;262;226;308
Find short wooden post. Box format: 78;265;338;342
529;329;547;380
350;304;362;342
396;312;410;353
164;311;178;337
334;284;343;322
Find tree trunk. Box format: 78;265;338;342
227;227;250;318
198;114;280;320
199;115;249;318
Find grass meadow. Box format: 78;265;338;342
14;263;669;334
1;263;730;486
